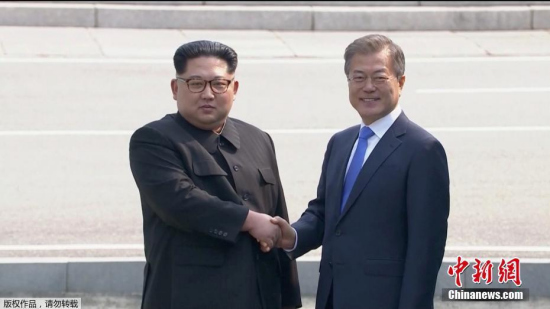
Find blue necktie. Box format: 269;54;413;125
341;127;375;213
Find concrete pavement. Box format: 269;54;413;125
2;27;550;59
1;26;550;306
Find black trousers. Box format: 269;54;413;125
325;284;334;309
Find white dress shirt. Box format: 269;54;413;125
344;104;402;176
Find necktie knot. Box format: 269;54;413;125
359;127;374;140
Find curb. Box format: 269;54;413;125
1;258;549;297
0;3;549;31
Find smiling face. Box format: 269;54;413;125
170;56;239;131
347;48;406;125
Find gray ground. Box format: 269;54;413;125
1;27;550;308
1;293;550;309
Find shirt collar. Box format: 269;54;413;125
219;118;241;149
175;112;240;151
360;104;402;139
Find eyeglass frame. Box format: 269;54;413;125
175;77;235;94
347;74;399;88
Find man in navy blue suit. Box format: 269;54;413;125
269;34;450;309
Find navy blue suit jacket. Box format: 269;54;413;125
291;112;449;309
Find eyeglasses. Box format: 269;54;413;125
176;77;234;94
347;75;395;87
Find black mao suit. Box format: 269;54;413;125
129;112;301;309
291;112;449;309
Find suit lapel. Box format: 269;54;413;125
337;113;409;223
329;127;360;219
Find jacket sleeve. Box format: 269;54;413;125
129;125;249;243
266;133;303;308
398;139;450;308
290;135;335;259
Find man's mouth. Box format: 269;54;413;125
361;98;379;102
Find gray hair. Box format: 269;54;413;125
344;34;405;78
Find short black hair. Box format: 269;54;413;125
173;40;238;75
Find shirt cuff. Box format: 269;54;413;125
284;227;298;252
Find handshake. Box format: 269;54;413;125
241;211;296;253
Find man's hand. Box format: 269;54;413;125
260;216;296;252
241;211;281;251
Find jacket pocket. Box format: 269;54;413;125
258;167;276;185
193;160;227;177
364;259;405;277
174;246;225;267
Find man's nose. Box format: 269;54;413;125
362;78;376;92
201;83;215;99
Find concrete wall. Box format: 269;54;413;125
1;258;549;297
1;2;550;30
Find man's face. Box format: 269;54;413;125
347;49;405;125
171;56;239;131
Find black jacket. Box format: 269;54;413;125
130;113;301;309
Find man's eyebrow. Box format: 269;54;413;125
351;69;388;75
186;75;227;79
372;69;388;74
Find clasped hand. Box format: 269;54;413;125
244;212;295;252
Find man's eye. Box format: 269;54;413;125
353;77;365;82
189;81;204;87
212;81;227;87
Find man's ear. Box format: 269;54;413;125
397;75;406;97
398;75;406;90
232;80;239;96
171;79;178;100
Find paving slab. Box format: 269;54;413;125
0;2;94;27
96;4;313;30
0;27;102;57
88;28;185;58
313;6;532;31
456;31;550;56
533;6;550;29
182;30;296;58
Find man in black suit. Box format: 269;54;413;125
269;34;450;309
129;40;301;309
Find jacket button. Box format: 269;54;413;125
242;194;250;201
223;232;228;237
335;230;342;236
233;165;239;171
219;141;225;147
